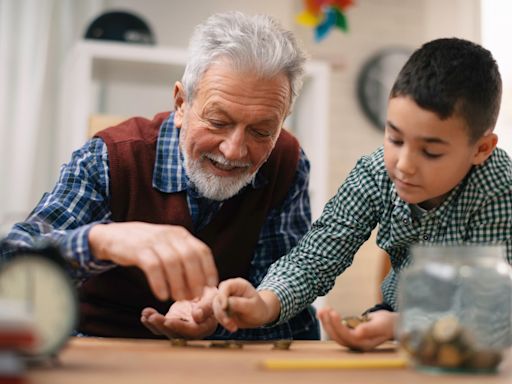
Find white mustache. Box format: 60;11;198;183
203;153;251;169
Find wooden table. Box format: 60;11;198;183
28;338;512;384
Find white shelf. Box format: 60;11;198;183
58;40;330;220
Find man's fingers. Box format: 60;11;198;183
141;308;167;335
195;242;218;288
139;250;170;301
181;257;207;299
157;234;217;301
141;307;158;319
176;236;218;298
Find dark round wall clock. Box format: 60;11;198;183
357;48;412;131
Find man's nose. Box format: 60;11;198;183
219;127;248;160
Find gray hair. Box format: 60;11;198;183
181;11;307;109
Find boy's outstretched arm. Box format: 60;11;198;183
317;307;397;351
212;278;281;332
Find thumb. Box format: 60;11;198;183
192;307;208;324
192;297;214;322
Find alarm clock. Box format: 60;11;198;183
0;242;78;359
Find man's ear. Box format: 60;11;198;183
173;81;186;128
472;132;498;165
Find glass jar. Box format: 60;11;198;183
397;245;512;373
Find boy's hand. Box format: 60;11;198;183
141;286;218;339
317;307;397;351
212;278;280;332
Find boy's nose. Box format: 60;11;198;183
396;150;416;175
219;127;248;160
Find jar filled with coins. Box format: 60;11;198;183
397;245;512;373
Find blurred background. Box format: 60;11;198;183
0;0;511;319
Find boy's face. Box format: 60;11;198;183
384;96;496;210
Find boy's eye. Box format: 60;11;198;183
387;137;403;145
423;151;443;159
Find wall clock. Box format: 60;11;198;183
357;48;412;131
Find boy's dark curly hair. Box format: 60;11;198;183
391;38;502;143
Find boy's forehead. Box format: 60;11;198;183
387;97;472;142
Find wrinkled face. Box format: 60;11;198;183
384;96;495;210
173;63;291;201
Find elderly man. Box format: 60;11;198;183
1;11;319;340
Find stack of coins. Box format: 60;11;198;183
400;315;503;371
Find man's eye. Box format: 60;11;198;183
252;129;272;138
209;120;227;128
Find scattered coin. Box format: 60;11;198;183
170;338;187;347
209;340;243;349
273;339;292;350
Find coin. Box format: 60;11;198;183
273;339;292;350
209;340;243;349
341;314;369;329
464;349;503;370
436;344;464;368
170;338;187;347
432;315;460;343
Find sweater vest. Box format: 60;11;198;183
78;112;300;338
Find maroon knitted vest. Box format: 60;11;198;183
78;112;300;338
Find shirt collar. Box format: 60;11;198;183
152;113;267;194
391;178;465;228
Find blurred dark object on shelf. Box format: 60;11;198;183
84;11;156;45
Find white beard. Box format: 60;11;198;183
181;148;256;201
178;113;261;200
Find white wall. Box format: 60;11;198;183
481;0;512;156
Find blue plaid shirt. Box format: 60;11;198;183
2;114;317;340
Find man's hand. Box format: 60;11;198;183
212;278;281;332
89;222;218;301
141;287;218;339
317;307;397;351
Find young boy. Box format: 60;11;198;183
211;38;511;350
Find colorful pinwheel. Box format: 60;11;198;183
296;0;354;42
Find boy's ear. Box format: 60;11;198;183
472;132;498;165
173;81;186;129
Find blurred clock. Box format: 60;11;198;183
357;48;412;131
0;242;77;359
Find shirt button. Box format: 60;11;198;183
402;218;409;225
422;234;430;241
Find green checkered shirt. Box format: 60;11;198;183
259;147;512;322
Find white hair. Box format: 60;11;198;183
181;11;307;109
